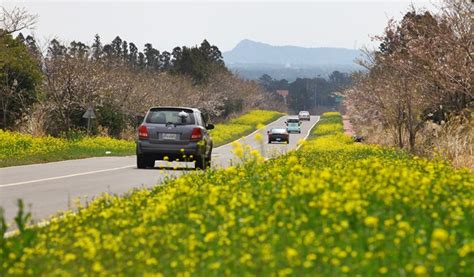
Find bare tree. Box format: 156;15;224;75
345;0;472;160
0;7;38;37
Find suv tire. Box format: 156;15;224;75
137;155;154;169
195;155;211;170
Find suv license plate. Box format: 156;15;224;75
276;138;281;141
162;133;178;140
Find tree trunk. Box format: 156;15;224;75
2;108;7;130
398;123;404;148
2;97;9;130
406;95;416;151
409;129;416;151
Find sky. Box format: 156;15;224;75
2;0;438;52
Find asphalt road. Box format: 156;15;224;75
0;115;319;227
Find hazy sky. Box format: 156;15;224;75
3;0;437;52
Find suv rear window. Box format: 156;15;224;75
146;109;195;125
287;118;299;123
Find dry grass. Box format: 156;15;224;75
350;115;473;170
419;117;473;170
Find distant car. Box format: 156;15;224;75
298;111;311;121
267;128;289;144
286;117;301;133
136;107;214;170
286;120;301;134
287;117;301;124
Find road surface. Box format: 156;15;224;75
0;115;319;227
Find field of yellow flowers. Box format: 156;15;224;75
1;112;472;276
0;131;135;167
0;110;283;167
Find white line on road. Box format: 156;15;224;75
213;116;286;149
296;116;320;151
0;165;135;188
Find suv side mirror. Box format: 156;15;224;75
206;123;215;130
285;122;288;125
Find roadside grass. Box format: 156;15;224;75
1;112;472;276
0;110;284;167
210;110;285;146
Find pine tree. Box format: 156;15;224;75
16;33;25;43
111;36;122;58
128;42;138;66
137;52;145;68
91;34;102;60
160;51;171;70
47;39;67;59
121;41;128;63
144;43;160;70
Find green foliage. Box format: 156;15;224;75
96;104;127;138
0;33;42;128
170;40;227;84
1;200;37;274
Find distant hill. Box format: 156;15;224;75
223;39;363;80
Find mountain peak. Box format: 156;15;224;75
224;39;362;67
233;39;269;50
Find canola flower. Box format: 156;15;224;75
0;130;134;166
0;130;68;160
1;112;472;276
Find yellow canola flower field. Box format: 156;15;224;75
0;130;135;166
0;130;68;159
1;113;473;276
210;110;284;146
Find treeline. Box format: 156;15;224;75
0;8;281;137
258;71;352;112
44;35;228;85
345;0;472;167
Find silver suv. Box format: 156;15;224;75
136;107;214;170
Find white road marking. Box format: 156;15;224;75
214;116;286;149
296;116;320;151
0;165;135;188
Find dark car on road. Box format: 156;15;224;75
267;128;289;144
136;107;214;170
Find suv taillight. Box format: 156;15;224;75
138;125;148;140
191;128;202;140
